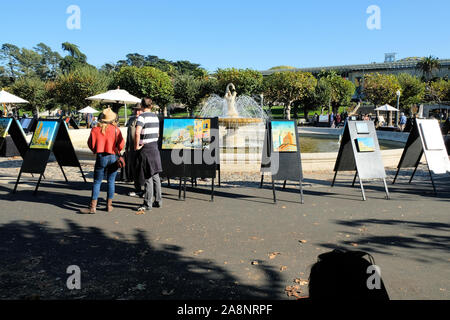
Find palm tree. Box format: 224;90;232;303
416;55;441;81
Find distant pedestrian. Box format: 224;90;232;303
399;112;407;131
135;97;163;213
80;107;125;214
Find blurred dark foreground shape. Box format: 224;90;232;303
308;249;390;300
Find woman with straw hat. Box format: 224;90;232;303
80;107;125;214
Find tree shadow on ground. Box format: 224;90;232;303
0;182;140;212
319;218;450;264
0;220;283;299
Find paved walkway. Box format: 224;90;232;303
0;157;449;299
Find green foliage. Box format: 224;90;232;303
60;42;89;73
396;73;425;110
0;42;62;81
54;65;111;111
426;79;450;103
269;66;296;70
111;66;174;107
325;74;355;113
215;68;263;96
416;55;441;81
173;75;208;115
295;77;332;119
263;71;316;119
103;54;207;78
10;77;48;114
363;73;401;106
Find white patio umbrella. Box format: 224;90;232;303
0;89;29;115
78;106;99;114
375;104;399;127
86;87;140;124
374;104;399;112
78;106;100;127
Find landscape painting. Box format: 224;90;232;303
30;121;60;150
355;137;375;152
271;121;297;152
0;118;13;138
162;118;211;149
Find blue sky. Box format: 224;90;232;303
1;0;449;72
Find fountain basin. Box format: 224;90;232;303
68;127;409;172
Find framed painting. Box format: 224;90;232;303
162;118;211;150
30;121;60;150
271;120;298;152
355;137;375;152
0;118;13;138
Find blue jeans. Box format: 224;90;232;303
92;153;118;200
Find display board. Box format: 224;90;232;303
19;117;36;133
13;119;86;194
260;120;304;204
331;120;390;201
0;117;29;158
159;117;219;201
392;118;450;194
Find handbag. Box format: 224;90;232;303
114;127;126;169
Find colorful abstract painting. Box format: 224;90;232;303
356;137;375;152
162;118;211;149
30;121;60;150
0;118;13;138
271;121;297;152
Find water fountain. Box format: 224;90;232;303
200;83;268;155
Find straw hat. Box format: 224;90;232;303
100;107;117;122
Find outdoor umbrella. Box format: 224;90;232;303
86;87;140;124
374;104;399;112
0;89;29;116
78;106;100;128
78;106;99;114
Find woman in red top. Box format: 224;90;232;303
80;107;125;214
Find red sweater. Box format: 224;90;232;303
88;125;125;155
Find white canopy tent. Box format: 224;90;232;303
86;88;140;124
0;89;29;116
375;104;400;127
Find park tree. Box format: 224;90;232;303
34;43;62;80
173;60;207;78
426;79;450;103
318;71;355;114
263;71;316;120
215;68;263;96
10;77;48;116
54;65;111;112
416;55;441;82
363;73;401;106
60;42;89;73
173;75;206;116
396;73;425;111
111;66;174;108
0;42;62;82
295;77;331;119
0;43;21;81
